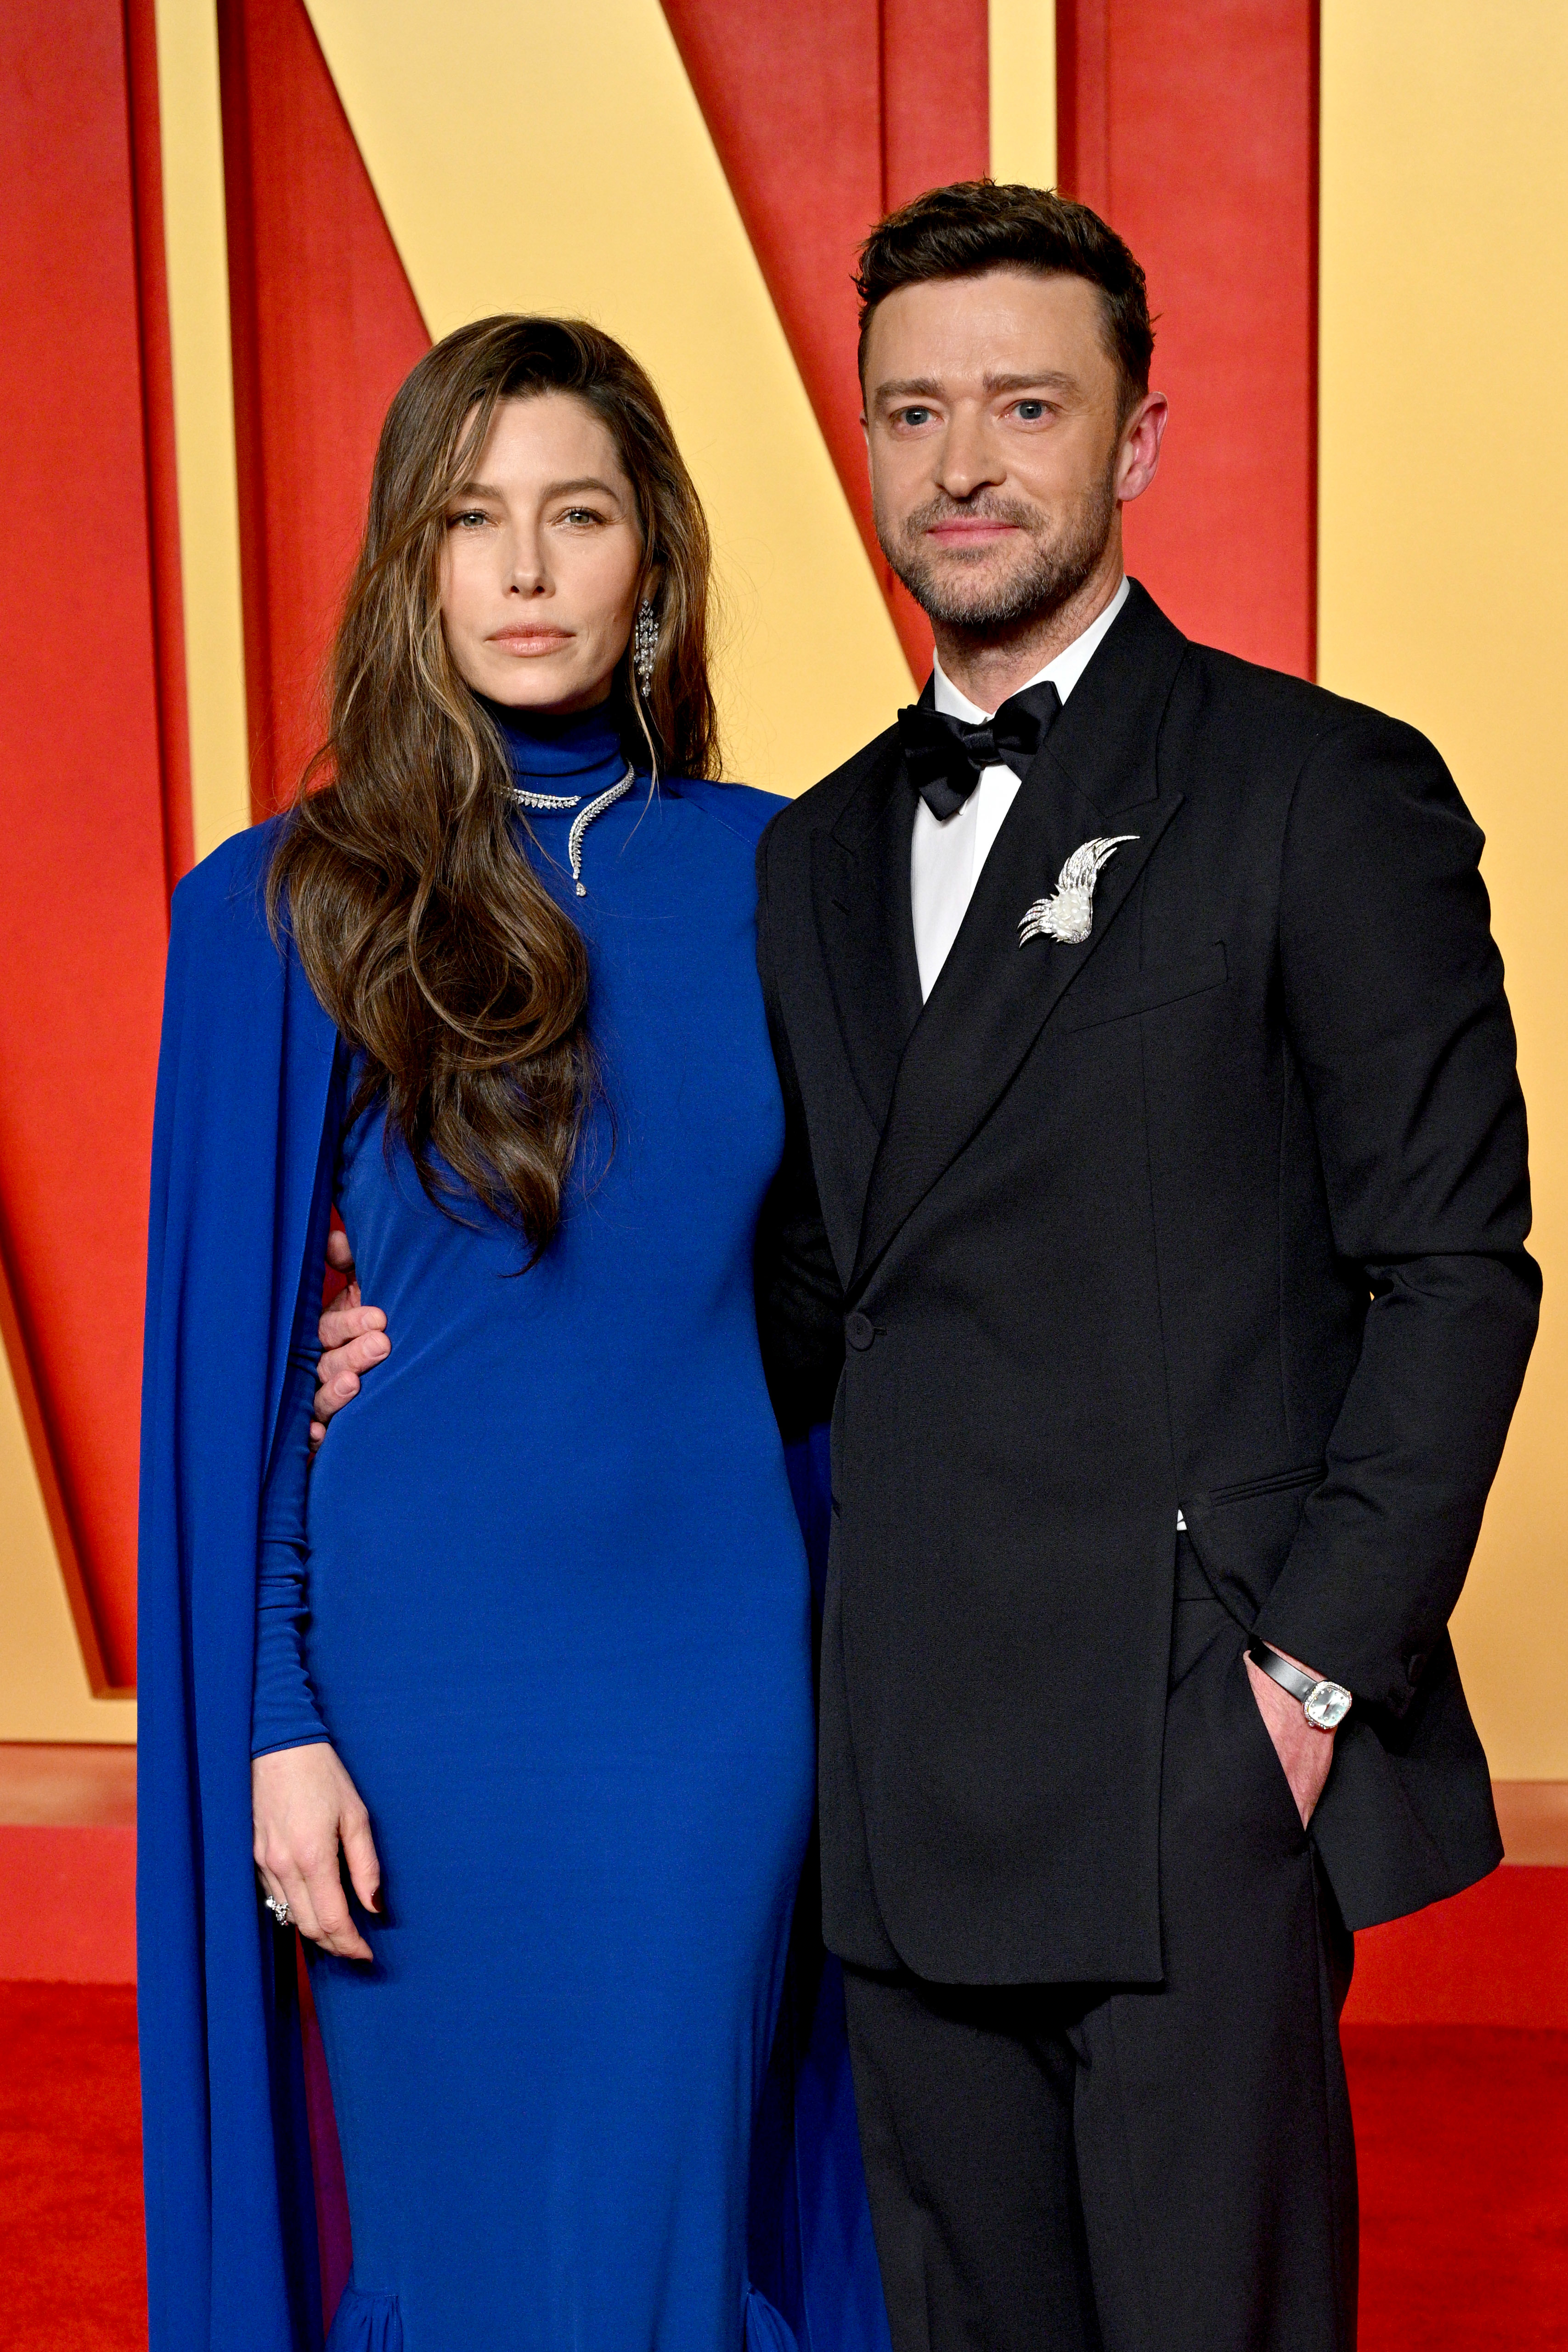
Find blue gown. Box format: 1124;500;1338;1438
251;705;818;2350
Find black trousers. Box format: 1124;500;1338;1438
842;1542;1358;2352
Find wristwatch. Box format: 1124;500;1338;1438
1247;1640;1353;1732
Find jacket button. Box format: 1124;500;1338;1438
1407;1651;1427;1683
845;1312;875;1351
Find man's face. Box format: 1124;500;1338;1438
863;268;1146;635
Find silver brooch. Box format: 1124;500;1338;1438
1018;835;1139;947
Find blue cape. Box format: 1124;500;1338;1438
137;818;889;2351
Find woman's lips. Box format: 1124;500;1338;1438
488;629;573;655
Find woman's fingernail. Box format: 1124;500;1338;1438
369;1886;383;1913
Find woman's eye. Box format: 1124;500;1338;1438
558;507;607;527
446;509;491;530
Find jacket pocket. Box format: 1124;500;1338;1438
1179;1465;1326;1628
1199;1461;1325;1510
1056;940;1228;1032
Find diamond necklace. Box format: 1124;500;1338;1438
511;763;635;897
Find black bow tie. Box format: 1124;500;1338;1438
897;679;1063;821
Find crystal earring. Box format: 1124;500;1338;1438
632;597;658;695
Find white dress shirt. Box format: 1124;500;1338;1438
910;575;1130;1002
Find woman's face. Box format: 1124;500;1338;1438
439;392;643;713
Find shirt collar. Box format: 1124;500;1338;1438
930;574;1131;723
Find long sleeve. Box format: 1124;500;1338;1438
250;1056;345;1758
1254;711;1540;1712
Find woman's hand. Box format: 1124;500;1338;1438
253;1743;381;1961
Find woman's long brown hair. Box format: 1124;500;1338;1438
268;316;719;1258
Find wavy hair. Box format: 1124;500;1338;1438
268;316;719;1257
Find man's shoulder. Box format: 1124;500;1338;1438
1180;637;1433;768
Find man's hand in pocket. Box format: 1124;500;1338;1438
1245;1652;1336;1827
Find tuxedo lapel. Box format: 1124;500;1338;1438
851;584;1190;1292
811;739;924;1139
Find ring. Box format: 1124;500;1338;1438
264;1894;292;1928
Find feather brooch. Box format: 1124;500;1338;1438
1018;835;1139;947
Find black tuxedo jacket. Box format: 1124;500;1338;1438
755;581;1538;1986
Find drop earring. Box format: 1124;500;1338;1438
632;597;658;695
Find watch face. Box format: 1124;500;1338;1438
1305;1681;1352;1731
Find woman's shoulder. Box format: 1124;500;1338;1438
666;777;788;857
163;818;302;1018
161;813;338;1083
171;813;290;938
169;818;301;964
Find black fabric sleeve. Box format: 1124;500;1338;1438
754;823;846;1441
1254;713;1540;1713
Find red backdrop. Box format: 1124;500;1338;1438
1057;0;1318;676
0;0;187;1688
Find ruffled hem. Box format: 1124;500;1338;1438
745;2283;801;2352
325;2286;403;2350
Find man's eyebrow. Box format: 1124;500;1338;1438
872;370;1081;404
983;370;1079;395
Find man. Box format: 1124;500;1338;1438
319;185;1536;2349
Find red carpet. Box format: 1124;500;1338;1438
1344;2026;1568;2349
2;1988;1565;2349
0;1985;146;2352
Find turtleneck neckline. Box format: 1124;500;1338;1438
481;695;628;791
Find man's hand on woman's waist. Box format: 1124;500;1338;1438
311;1224;390;1443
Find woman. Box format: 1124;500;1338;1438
139;317;879;2352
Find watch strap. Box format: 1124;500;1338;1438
1247;1639;1318;1705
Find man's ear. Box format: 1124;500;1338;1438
1117;391;1168;507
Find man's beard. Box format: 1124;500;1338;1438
878;465;1117;637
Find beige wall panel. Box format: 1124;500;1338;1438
1320;3;1568;1774
155;0;252;861
304;0;911;798
989;0;1057;192
0;1347;135;1743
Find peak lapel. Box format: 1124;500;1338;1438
810;739;924;1139
851;584;1190;1292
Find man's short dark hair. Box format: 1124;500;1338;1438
855;180;1154;418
